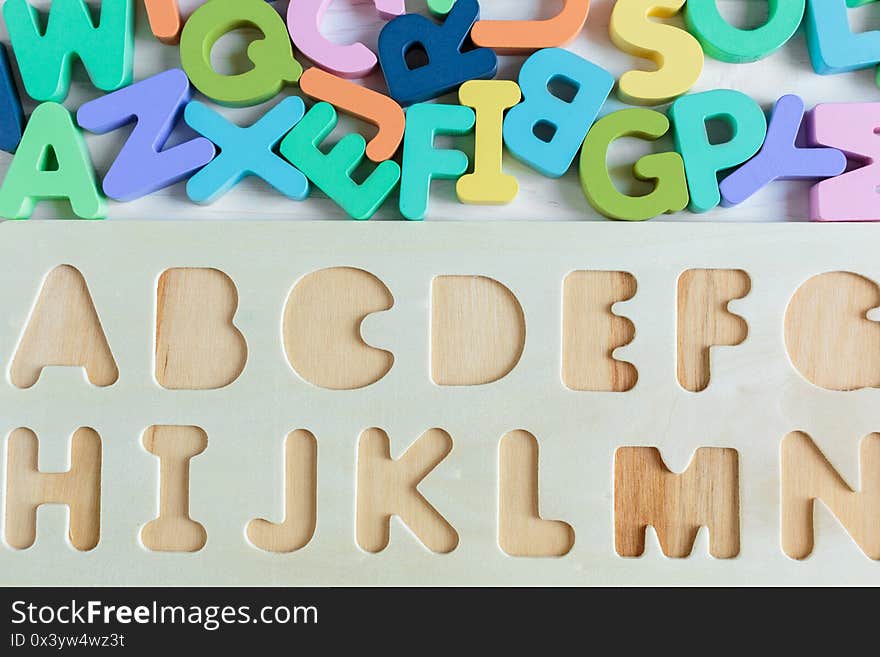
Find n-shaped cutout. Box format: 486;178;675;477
247;430;318;553
155;268;248;390
10;265;118;389
140;426;207;553
499;431;574;557
677;269;750;392
283;268;394;391
356;428;458;554
562;271;637;392
614;447;740;558
785;272;880;392
5;427;101;551
432;276;526;386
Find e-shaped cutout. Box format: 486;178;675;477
155;268;247;391
283;267;394;391
785;271;880;391
614;447;740;558
677;269;750;393
471;0;590;54
10;265;118;389
431;276;525;386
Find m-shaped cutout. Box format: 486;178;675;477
283;267;394;391
677;269;750;393
785;272;880;391
471;0;591;54
10;265;118;389
155;268;248;390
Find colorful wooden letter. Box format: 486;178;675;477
580;108;689;221
0;44;24;153
76;69;216;202
279;102;400;220
503;48;613;178
400;103;475;221
180;0;302;107
720;95;847;207
669;89;768;213
471;0;590;54
428;0;456;14
3;0;134;103
805;0;880;76
0;102;106;220
144;0;183;45
377;0;497;106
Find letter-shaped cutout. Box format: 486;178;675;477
805;0;880;76
141;426;207;553
562;271;637;392
357;428;458;553
288;0;405;79
499;431;574;557
785;272;880;390
782;432;880;560
400;103;475;221
283;267;394;390
0;102;106;220
2;0;133;103
471;0;590;54
144;0;183;45
155;268;248;390
0;44;24;153
5;427;101;551
247;430;317;554
179;0;302;107
10;265;118;389
614;447;740;558
610;0;704;105
579;108;689;221
299;68;405;163
432;276;526;386
677;270;750;393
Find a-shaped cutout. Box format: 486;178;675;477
140;426;207;553
781;432;880;560
785;272;880;391
432;276;525;386
677;269;750;392
283;268;394;391
562;271;637;392
155;268;247;390
247;430;318;554
614;447;740;558
5;427;101;551
356;428;458;554
10;265;118;389
499;431;574;557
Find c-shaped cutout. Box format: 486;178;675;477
471;0;591;54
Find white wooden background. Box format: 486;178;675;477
1;0;879;222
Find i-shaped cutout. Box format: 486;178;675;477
471;0;591;54
10;265;118;389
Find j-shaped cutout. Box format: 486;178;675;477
10;265;118;389
677;269;750;393
140;426;207;553
785;272;880;392
614;447;740;558
499;430;574;557
356;428;458;554
781;432;880;560
247;430;317;553
562;271;637;392
432;276;525;386
283;268;394;391
4;427;101;551
155;268;248;390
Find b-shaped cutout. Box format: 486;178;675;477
562;271;637;392
614;447;740;558
10;265;118;389
356;428;458;554
283;268;394;391
155;268;248;390
499;430;574;557
432;276;526;386
677;269;750;392
785;272;880;391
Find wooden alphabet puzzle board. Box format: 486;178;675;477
1;220;879;586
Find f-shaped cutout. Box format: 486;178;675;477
472;0;591;54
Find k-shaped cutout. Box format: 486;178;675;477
472;0;591;54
